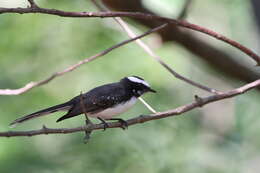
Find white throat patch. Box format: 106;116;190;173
127;76;150;87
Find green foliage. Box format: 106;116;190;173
0;0;260;173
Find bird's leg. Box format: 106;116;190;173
83;119;94;143
108;118;128;130
98;117;109;131
79;92;93;143
83;117;94;143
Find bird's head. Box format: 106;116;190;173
120;76;156;97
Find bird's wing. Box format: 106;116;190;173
56;83;130;122
78;83;129;113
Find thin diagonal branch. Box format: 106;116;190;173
1;79;259;137
0;7;259;65
0;24;167;95
92;0;221;94
115;19;221;94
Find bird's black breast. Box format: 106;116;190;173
68;82;132;116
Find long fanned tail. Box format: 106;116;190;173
9;102;73;127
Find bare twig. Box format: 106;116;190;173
92;0;221;94
138;97;157;113
0;24;167;95
1;79;259;137
0;7;259;65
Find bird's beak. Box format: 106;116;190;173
148;88;156;93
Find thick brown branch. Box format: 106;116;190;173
1;79;259;137
0;24;166;95
0;7;259;65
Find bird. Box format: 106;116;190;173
10;76;156;129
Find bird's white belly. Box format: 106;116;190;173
89;97;137;119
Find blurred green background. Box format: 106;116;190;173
1;0;260;172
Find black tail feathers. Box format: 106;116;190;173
56;114;69;122
10;102;72;127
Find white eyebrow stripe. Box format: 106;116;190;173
127;77;150;87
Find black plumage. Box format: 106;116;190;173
56;82;132;122
10;76;156;127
